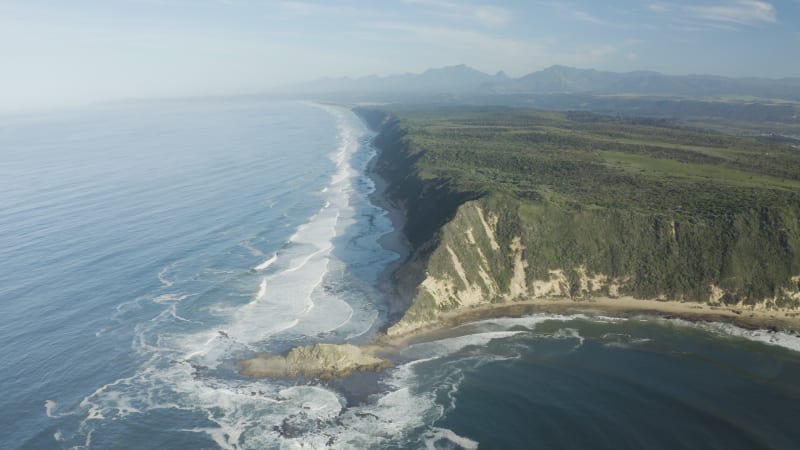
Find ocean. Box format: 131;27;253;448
2;99;800;449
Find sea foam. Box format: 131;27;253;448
70;104;413;449
649;316;800;353
253;253;277;271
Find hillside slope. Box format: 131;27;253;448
356;106;800;335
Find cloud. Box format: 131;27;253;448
572;10;606;25
277;1;341;15
367;21;550;73
276;1;381;18
586;45;616;59
647;1;777;28
402;0;511;27
686;0;776;25
558;4;645;30
473;5;511;26
647;3;672;13
372;22;539;52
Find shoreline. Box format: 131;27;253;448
377;296;800;349
359;109;800;350
237;292;800;379
364;131;412;323
359;110;800;355
358;113;800;348
237;112;800;380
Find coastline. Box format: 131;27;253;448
357;108;800;353
358;112;800;348
365;134;412;322
237;112;800;380
377;296;800;349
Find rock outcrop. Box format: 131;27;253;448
237;344;391;379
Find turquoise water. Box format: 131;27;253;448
2;99;799;449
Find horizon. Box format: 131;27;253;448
304;63;800;82
2;0;800;111
5;62;799;116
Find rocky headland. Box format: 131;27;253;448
239;105;800;379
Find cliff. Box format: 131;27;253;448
355;106;800;336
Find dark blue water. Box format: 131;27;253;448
2;99;799;449
423;316;800;450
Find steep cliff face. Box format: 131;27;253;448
387;198;800;335
388;200;530;335
355;108;800;336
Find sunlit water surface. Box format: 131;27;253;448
2;99;799;449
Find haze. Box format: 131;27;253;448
2;0;799;111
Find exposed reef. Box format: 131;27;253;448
238;344;391;379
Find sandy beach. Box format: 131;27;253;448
365;145;412;320
378;295;800;349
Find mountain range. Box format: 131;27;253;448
288;64;800;101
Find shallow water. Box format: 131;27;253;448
2;99;799;449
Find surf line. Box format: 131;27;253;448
254;253;277;271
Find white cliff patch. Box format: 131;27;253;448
475;206;500;251
465;227;496;292
444;245;484;307
576;266;607;296
421;276;455;309
445;245;470;290
387;316;430;337
533;269;569;297
709;284;726;305
509;237;529;299
708;281;800;313
608;281;623;298
464;228;476;245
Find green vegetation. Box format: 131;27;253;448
356;105;800;310
386;106;800;215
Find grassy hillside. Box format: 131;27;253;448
356;106;800;331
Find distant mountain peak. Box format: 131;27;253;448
423;64;486;75
445;63;472;70
285;65;800;101
494;70;509;79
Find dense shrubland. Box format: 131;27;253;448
355;106;800;323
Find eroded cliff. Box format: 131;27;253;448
356;106;800;336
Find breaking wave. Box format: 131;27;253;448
54;104;413;449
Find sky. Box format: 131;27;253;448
2;0;800;111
